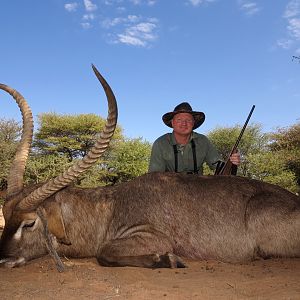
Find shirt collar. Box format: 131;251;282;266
170;131;195;145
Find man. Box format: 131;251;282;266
148;102;240;174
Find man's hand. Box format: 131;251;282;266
230;152;241;166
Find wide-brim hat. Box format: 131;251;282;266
162;102;205;129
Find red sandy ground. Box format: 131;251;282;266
0;208;300;300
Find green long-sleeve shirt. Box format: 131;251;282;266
148;132;220;174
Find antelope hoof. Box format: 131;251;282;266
0;257;26;268
154;252;186;268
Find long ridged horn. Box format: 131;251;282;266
0;84;33;198
17;65;118;211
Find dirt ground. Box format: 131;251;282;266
1;209;300;300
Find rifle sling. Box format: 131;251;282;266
172;139;198;174
172;144;179;173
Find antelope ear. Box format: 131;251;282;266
43;201;71;245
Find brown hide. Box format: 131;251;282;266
43;201;71;245
0;173;299;269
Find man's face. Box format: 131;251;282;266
171;112;195;136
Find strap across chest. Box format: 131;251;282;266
172;139;198;174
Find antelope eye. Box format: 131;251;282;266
22;221;36;228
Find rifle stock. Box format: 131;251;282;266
215;105;255;176
218;156;237;176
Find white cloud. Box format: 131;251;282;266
65;0;159;47
284;1;300;41
189;0;202;6
284;0;300;18
238;1;260;15
128;22;156;36
116;6;126;13
188;0;216;6
102;17;125;28
115;20;158;47
100;13;158;47
101;15;140;28
81;22;92;29
130;0;157;5
148;0;156;5
278;1;300;52
104;0;115;4
103;0;126;4
117;34;146;46
277;39;293;49
65;3;78;12
82;13;95;21
128;15;140;22
287;18;300;39
83;0;97;12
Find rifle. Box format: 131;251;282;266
215;105;255;175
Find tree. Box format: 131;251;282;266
206;122;299;193
0;118;22;190
33;113;123;161
269;122;300;187
107;137;151;183
25;154;71;185
31;113;150;187
246;151;298;193
79;138;152;187
206;123;269;176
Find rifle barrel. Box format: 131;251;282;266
229;104;255;156
216;104;255;175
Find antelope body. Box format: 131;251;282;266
0;67;300;270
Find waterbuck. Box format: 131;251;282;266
0;66;300;272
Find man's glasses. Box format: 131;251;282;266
174;118;194;124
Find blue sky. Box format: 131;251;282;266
1;0;300;142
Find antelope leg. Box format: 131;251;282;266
97;235;186;268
